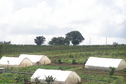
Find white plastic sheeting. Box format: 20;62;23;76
0;57;33;67
0;57;23;65
31;69;81;84
19;54;51;65
85;57;126;70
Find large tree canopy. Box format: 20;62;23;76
48;37;69;45
34;36;46;45
65;31;85;45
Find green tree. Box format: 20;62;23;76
48;37;69;45
72;39;79;45
0;44;3;58
34;36;46;45
65;31;84;45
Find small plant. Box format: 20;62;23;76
59;67;63;70
23;75;29;84
123;69;126;72
34;77;40;84
14;74;29;83
57;58;62;64
109;67;115;77
72;59;77;64
45;75;56;84
69;55;74;58
14;74;23;83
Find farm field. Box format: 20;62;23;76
0;44;126;84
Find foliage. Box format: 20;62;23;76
0;45;126;83
34;36;46;45
67;67;82;71
45;75;56;84
72;59;77;64
34;77;41;84
17;65;75;73
65;31;84;45
110;76;124;84
109;67;115;77
72;39;80;45
48;37;69;45
113;42;118;47
57;58;62;64
0;44;3;58
14;74;29;84
123;69;126;72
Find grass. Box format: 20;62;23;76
0;44;126;83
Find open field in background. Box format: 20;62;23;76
0;44;126;84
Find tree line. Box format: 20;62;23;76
34;30;85;46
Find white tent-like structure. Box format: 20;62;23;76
19;54;51;65
0;57;33;67
85;57;126;71
31;69;81;84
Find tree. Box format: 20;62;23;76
65;31;84;45
48;37;69;45
0;44;3;57
72;39;79;45
113;42;118;47
34;36;45;45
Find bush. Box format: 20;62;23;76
45;75;56;84
72;59;77;64
109;67;115;77
34;77;40;84
57;59;62;64
69;55;74;58
123;69;126;72
14;74;30;84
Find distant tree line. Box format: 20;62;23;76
0;41;11;44
34;30;85;46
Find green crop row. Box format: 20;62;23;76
79;74;124;84
0;44;126;57
0;44;126;83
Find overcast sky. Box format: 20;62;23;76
0;0;126;45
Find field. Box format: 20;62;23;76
0;44;126;84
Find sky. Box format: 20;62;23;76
0;0;126;45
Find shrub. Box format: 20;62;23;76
72;59;77;64
109;67;115;77
45;75;56;84
57;58;62;64
23;75;29;84
69;55;74;58
34;77;40;84
14;74;23;83
123;69;126;72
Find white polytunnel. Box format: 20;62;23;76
0;57;33;67
19;54;51;65
31;69;81;84
85;57;126;71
